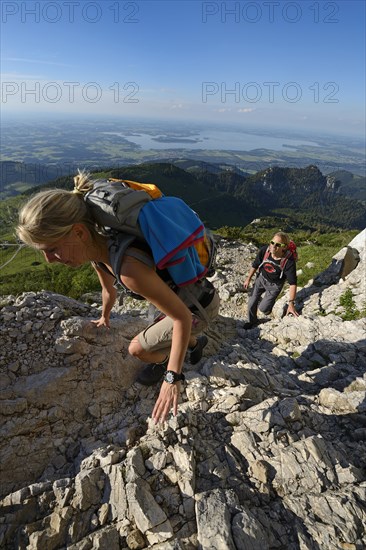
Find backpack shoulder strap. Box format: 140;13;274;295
278;249;294;278
106;233;156;299
279;249;293;269
258;246;271;270
108;232;137;286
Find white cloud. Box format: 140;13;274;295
1;72;45;80
3;57;73;67
160;88;177;94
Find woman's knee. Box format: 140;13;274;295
128;338;145;358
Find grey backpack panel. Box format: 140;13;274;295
85;181;153;238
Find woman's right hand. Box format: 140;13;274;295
90;316;110;329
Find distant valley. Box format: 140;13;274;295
1;118;365;198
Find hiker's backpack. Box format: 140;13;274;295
84;178;217;281
258;241;297;279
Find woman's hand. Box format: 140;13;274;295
152;381;180;424
90;316;110;328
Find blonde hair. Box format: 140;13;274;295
273;231;290;246
16;170;99;247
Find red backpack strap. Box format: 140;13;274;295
258;246;271;271
279;250;291;269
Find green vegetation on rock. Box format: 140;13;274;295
338;288;366;321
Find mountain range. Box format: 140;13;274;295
0;161;365;232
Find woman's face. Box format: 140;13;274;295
36;225;90;267
269;235;287;256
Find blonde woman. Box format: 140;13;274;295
243;232;298;328
17;172;220;424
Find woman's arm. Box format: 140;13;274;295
120;255;192;423
92;264;118;328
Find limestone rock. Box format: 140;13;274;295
1;231;365;549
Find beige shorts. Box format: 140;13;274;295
137;290;220;352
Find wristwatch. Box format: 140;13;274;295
164;370;185;384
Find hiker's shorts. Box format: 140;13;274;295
137;289;220;352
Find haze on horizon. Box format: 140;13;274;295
0;1;365;139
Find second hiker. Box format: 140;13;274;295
243;232;298;328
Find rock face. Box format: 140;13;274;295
1;232;365;549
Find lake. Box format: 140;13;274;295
102;128;320;151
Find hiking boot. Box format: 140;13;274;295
189;335;208;365
137;359;168;386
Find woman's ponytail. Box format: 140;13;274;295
72;169;95;195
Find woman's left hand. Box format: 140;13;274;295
152;381;180;424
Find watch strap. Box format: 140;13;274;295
164;370;185;384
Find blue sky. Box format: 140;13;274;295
1;0;365;136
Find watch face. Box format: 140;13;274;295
165;371;175;384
